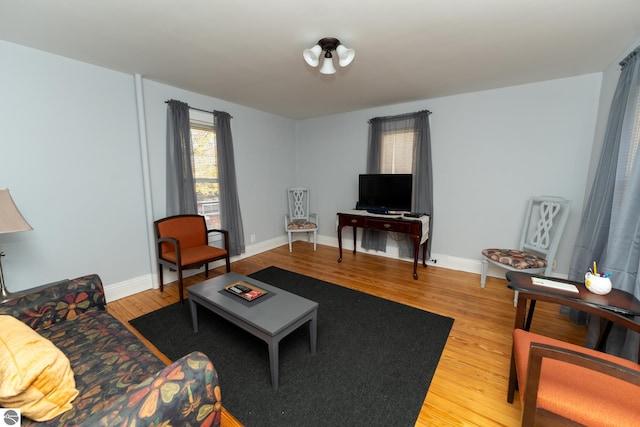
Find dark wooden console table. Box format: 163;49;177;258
337;211;429;279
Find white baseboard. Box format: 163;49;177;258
104;236;289;302
104;274;153;303
104;233;566;302
319;235;568;280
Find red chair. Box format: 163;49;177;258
154;214;230;304
509;289;640;426
513;329;640;426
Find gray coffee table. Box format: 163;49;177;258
187;272;318;390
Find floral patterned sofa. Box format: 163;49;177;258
0;274;221;426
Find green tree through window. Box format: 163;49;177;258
191;123;220;229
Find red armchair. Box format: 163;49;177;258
154;214;230;304
509;287;640;426
513;328;640;426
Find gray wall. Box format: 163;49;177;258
0;40;296;297
2;36;637;299
1;40;150;289
298;74;602;277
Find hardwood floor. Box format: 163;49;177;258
108;242;588;426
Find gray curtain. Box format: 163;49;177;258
214;111;245;256
568;46;640;361
362;110;433;258
166;100;197;216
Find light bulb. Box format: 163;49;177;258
303;44;322;67
319;56;336;74
336;45;355;67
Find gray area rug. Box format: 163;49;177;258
130;266;454;426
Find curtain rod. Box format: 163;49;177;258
368;109;432;123
619;46;639;67
190;106;215;114
164;100;233;117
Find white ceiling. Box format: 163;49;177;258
2;0;640;119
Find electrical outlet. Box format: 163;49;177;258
429;258;437;264
250;234;256;243
552;260;557;270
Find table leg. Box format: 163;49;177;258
268;340;279;390
422;241;428;267
352;226;357;254
309;313;317;355
509;293;530;402
337;225;343;263
266;311;317;391
596;319;614;351
189;298;199;333
412;235;420;280
524;300;536;331
507;349;518;403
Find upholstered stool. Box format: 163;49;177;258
481;248;547;270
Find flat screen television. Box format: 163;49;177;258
357;173;412;214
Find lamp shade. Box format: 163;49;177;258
303;44;322;67
0;189;32;234
336;45;355;67
319;56;337;74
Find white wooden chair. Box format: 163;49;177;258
480;196;571;304
285;187;318;252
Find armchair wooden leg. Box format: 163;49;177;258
225;256;231;273
177;268;184;305
159;265;164;293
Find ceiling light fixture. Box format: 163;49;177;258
303;37;355;75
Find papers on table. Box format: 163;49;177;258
530;277;579;293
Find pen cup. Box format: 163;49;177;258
584;272;612;295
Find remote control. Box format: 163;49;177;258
234;285;252;293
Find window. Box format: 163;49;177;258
380;130;415;174
190;120;220;230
